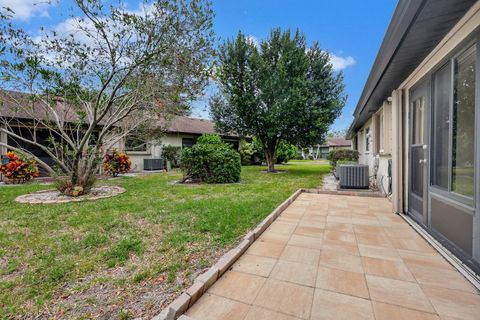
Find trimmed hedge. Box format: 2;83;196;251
180;134;241;183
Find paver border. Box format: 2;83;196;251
153;189;303;320
303;188;386;198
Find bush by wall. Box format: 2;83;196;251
180;134;241;183
327;149;359;167
162;144;181;169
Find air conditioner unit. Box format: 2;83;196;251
144;158;164;171
338;164;369;189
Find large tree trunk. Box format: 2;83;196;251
263;140;277;172
65;152;100;196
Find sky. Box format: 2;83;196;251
1;0;397;132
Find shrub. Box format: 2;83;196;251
103;150;132;177
337;160;357;165
196;134;223;145
327;149;359;167
162;145;181;169
0;151;39;183
239;141;255;165
275;142;298;164
180;134;241;183
250;138;298;164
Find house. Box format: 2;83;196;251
124;116;242;171
0;90;242;173
347;0;480;274
318;136;352;159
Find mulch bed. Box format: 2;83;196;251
15;185;126;204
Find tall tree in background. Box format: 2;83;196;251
0;0;214;195
211;29;345;171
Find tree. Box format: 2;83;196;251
0;0;214;195
211;28;345;172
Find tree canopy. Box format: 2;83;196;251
0;0;214;194
211;28;346;171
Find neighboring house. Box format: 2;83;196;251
124;116;242;171
318;137;352;159
0;90;241;173
347;0;480;274
0;90;79;175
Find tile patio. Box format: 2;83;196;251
185;193;480;320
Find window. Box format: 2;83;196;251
452;46;476;197
431;44;476;199
365;127;370;152
374;113;381;154
125;136;148;152
432;63;451;189
182;138;196;148
412;97;425;145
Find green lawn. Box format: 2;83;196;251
288;159;329;164
0;162;329;319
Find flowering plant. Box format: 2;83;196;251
0;151;39;183
103;150;132;177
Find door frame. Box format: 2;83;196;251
408;80;430;225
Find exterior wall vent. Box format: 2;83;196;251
338;164;369;189
144;158;164;171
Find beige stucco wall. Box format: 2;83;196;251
125;134;184;171
356;117;374;173
355;105;393;195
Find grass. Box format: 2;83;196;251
288;159;329;164
0;162;329;319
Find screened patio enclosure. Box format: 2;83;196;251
407;34;480;274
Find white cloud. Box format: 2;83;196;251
329;54;356;71
0;0;54;21
246;35;260;49
123;2;155;16
31;2;158;67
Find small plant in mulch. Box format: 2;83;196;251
0;151;39;184
103;150;132;177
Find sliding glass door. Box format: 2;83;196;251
427;41;479;272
